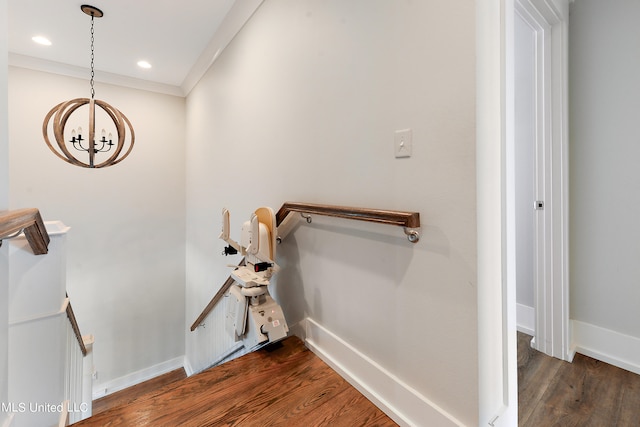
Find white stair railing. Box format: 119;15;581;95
61;298;93;425
6;219;94;426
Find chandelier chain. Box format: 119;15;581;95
90;14;95;99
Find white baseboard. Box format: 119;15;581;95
300;318;463;427
287;319;307;342
183;357;195;377
92;356;185;400
516;303;535;336
572;320;640;376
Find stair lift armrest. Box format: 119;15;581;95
220;208;243;254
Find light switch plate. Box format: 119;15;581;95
394;129;412;158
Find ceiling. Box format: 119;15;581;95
7;0;249;96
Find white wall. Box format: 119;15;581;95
8;67;186;393
1;0;10;420
569;0;640;368
185;1;477;425
514;11;536;333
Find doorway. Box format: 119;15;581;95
514;8;537;339
510;0;571;361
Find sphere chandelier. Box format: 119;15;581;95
42;5;134;168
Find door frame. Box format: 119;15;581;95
477;0;571;425
511;0;571;361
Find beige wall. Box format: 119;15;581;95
8;67;186;390
570;0;640;336
185;1;478;424
569;0;640;370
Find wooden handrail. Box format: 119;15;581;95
191;202;421;331
275;201;420;228
65;296;87;356
0;208;50;254
191;258;245;331
276;202;420;242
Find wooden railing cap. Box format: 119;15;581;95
65;297;88;356
0;208;50;254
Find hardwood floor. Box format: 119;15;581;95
518;332;640;426
75;336;397;426
92;368;187;416
82;333;640;426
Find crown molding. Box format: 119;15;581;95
181;0;265;96
8;53;184;97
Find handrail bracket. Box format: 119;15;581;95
404;227;420;243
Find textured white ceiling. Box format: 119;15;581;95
8;0;237;91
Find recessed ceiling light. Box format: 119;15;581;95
137;60;152;69
32;36;52;46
